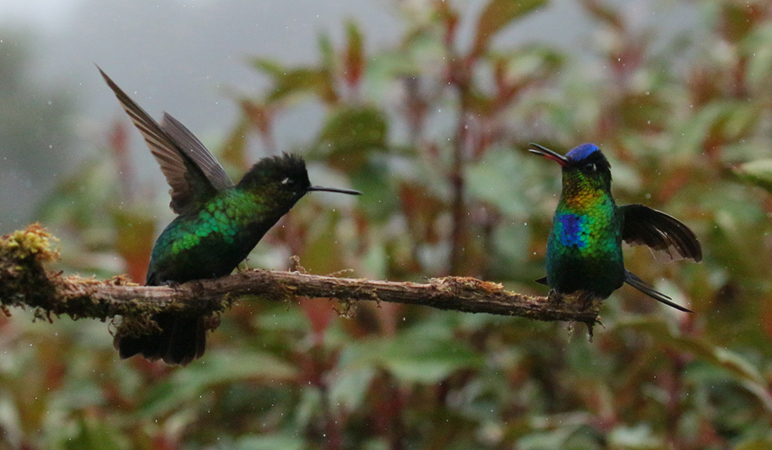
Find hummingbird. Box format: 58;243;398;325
99;67;361;365
529;143;702;312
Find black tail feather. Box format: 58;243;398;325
114;313;206;366
624;270;692;313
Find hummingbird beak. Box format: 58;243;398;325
529;143;568;167
307;185;362;196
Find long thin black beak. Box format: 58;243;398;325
528;143;568;167
307;185;362;195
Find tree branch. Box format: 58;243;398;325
0;224;600;329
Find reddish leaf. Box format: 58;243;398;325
113;208;155;283
471;0;546;58
344;21;364;89
299;297;336;346
219;115;250;171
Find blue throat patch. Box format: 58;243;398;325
555;213;589;248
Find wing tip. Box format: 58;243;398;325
622;204;703;264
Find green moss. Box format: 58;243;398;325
0;223;59;314
0;223;59;262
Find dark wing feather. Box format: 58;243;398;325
621;204;702;262
160;113;232;191
98;67;226;213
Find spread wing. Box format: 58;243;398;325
159;113;232;191
621;204;702;262
98;66;233;213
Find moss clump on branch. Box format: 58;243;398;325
0;223;61;319
1;223;59;262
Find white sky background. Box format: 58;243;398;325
0;0;83;31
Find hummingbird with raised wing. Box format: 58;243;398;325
99;67;360;365
529;143;702;312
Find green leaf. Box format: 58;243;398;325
112;205;155;282
745;25;772;92
735;437;772;450
365;49;421;99
608;424;662;449
472;0;546;57
219;114;250;171
314;106;388;170
671;102;725;154
251;58;286;78
318;32;335;73
468;147;531;216
328;367;376;413
65;415;130;450
338;324;483;384
348;156;399;222
495;45;564;81
720;2;757;42
518;425;585;450
236;434;306;450
615;318;772;413
722;103;761;139
733;159;772;193
251;58;337;105
269;69;334;104
138;351;297;417
299;210;345;273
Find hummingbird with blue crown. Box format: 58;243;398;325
99;67;361;365
529;143;702;312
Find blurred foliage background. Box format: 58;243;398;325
4;0;772;448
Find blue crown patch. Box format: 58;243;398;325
565;143;599;162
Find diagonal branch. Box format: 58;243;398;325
0;224;600;328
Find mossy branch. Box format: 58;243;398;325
0;224;600;328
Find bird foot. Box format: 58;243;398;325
576;291;597;310
576;291;597;311
549;290;599;310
